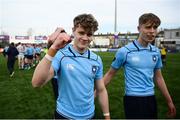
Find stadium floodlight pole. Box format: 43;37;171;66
114;0;117;33
114;0;118;47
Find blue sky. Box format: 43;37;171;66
0;0;180;36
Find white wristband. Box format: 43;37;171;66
103;113;110;116
45;54;54;61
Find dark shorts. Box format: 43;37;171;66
161;55;166;59
24;55;27;58
55;111;68;119
26;55;33;59
54;111;95;119
123;95;157;119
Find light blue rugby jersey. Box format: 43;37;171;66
35;47;41;54
26;47;34;55
52;44;103;119
111;40;162;96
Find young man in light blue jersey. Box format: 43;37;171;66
32;13;110;119
34;44;42;65
102;13;176;119
25;44;35;69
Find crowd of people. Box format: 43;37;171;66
3;42;43;77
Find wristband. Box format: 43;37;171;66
45;54;54;61
103;113;110;116
47;48;57;57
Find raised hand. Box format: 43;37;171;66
48;27;71;50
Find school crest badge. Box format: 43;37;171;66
152;55;157;62
92;66;97;74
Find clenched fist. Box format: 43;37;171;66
48;27;72;50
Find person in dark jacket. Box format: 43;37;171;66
7;42;19;77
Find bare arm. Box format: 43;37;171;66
95;79;110;119
154;69;176;118
32;27;71;88
103;67;118;86
94;67;118;98
32;57;54;87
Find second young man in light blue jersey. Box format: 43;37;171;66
102;13;176;119
32;13;110;119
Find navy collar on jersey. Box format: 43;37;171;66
133;40;152;51
68;45;90;59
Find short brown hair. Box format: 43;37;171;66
139;13;161;27
73;13;98;32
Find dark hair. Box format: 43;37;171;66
73;13;98;32
139;13;161;27
10;42;14;46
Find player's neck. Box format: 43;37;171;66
138;38;149;47
73;45;87;54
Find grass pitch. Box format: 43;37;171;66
0;52;179;119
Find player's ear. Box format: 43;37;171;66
71;27;75;38
72;27;75;32
137;26;140;32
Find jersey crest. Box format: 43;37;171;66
152;55;157;62
92;65;97;74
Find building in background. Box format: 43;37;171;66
1;28;180;52
163;28;180;52
9;35;48;44
0;35;9;47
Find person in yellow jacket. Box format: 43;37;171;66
44;47;48;54
161;46;167;65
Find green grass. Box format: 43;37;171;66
0;52;180;119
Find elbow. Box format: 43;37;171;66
97;87;106;95
32;83;40;88
32;78;42;88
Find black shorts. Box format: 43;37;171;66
24;55;27;58
55;111;68;119
161;55;166;59
54;110;95;119
26;55;33;59
123;95;157;119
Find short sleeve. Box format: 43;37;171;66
111;47;128;70
155;48;163;69
95;56;103;80
52;51;64;76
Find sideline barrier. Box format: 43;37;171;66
89;48;108;52
89;48;118;52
